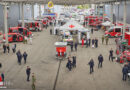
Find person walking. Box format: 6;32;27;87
0;63;2;68
45;24;48;29
16;50;22;65
32;73;36;90
91;28;93;34
14;43;16;50
109;48;113;62
66;58;72;71
24;36;28;44
88;38;91;47
105;36;109;45
3;44;6;53
122;65;128;81
74;42;78;51
95;38;98;48
88;59;94;74
70;42;73;52
50;29;52;35
98;54;104;68
12;44;16;53
55;29;58;35
23;52;28;64
26;66;31;81
86;39;89;48
29;36;32;45
92;39;95;48
102;35;105;44
1;72;4;82
7;44;10;53
82;38;84;48
72;55;76;68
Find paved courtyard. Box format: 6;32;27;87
0;27;130;90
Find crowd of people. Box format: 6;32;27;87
0;22;130;90
16;50;28;65
1;42;36;89
80;37;99;49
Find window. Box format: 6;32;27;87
12;30;18;33
8;35;12;37
115;28;121;32
108;27;114;32
10;30;12;33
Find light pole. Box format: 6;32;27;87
3;3;8;44
22;3;25;28
123;0;127;39
32;4;34;20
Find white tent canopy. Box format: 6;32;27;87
101;21;112;26
59;20;84;30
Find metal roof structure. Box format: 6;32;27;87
0;0;128;5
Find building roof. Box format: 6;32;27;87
0;0;127;5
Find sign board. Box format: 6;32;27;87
48;1;54;8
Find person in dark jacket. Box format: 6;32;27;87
50;29;52;35
95;38;98;48
1;72;4;81
88;38;91;47
122;65;128;81
86;39;89;48
66;58;72;71
3;44;6;53
72;55;76;68
12;43;16;53
98;54;104;68
0;63;2;68
109;48;113;62
74;42;78;51
91;28;94;34
55;29;58;35
7;44;10;53
70;42;73;52
16;50;22;65
26;66;31;81
14;43;16;48
88;59;94;74
23;52;28;64
92;39;95;48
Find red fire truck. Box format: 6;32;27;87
8;27;32;36
18;20;43;31
116;32;130;63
